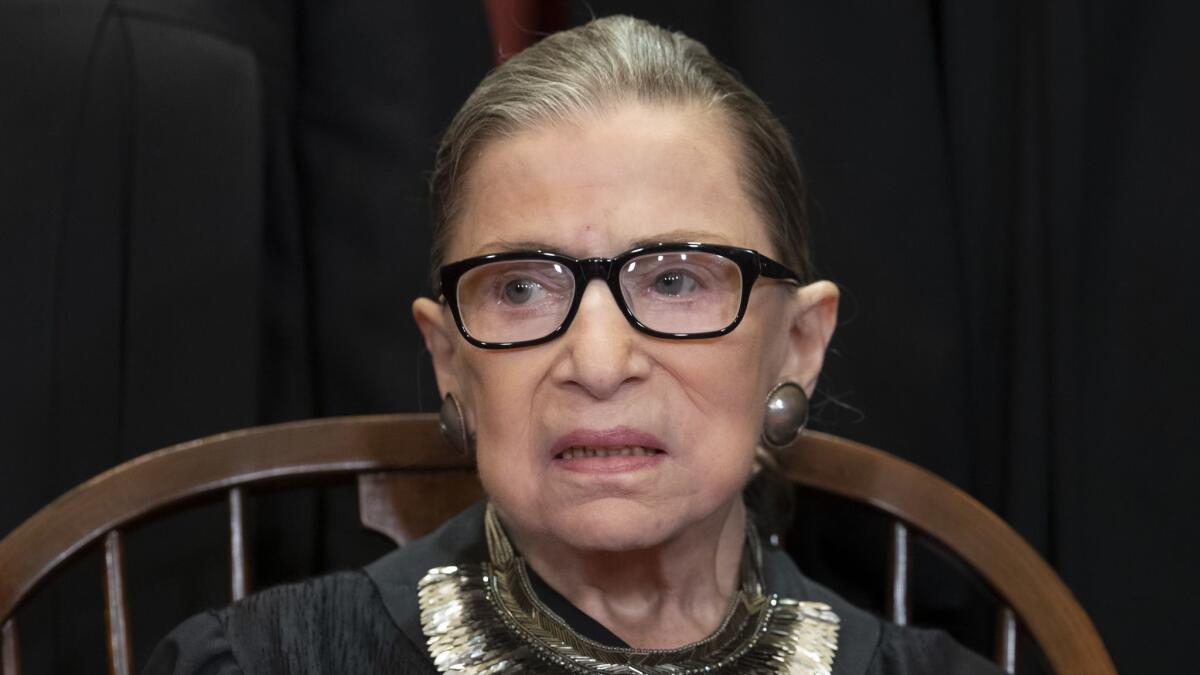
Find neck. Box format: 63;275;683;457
500;499;748;649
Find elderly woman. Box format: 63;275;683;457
147;15;1002;675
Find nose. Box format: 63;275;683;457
555;279;649;400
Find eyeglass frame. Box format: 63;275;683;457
438;241;804;349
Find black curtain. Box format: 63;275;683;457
2;1;1196;673
579;2;1198;673
1;0;490;671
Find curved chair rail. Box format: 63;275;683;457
0;414;470;622
0;416;1116;674
783;431;1116;674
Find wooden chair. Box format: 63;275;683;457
0;414;1115;675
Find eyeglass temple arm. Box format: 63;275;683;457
758;256;804;284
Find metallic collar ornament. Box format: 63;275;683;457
418;504;840;674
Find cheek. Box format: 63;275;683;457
675;307;782;410
454;351;548;503
663;298;790;469
661;343;773;470
455;351;537;429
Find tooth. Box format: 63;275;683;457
558;445;665;459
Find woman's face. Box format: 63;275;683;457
414;103;837;553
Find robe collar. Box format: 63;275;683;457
365;501;882;675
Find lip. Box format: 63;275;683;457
550;426;669;460
549;426;669;474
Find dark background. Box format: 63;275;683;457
2;1;1197;673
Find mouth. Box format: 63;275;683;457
549;427;669;473
555;445;665;460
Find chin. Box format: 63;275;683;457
544;499;688;552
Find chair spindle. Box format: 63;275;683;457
886;520;911;626
995;605;1018;673
228;488;250;601
1;618;19;675
102;531;132;675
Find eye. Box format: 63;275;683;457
652;270;699;297
502;278;543;305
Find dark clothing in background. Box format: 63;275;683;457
143;503;1003;675
0;1;491;671
2;1;1197;673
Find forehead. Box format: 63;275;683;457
449;103;773;260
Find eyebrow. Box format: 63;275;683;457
628;229;734;248
470;229;735;258
469;239;559;256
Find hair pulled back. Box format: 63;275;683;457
429;15;814;289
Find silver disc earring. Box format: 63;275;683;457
761;382;810;449
439;393;470;456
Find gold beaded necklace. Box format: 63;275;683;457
418;503;839;674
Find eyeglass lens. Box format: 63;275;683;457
455;251;744;343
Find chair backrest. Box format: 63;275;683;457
0;414;1115;675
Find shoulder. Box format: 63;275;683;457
217;571;395;649
142;609;241;675
866;622;1006;675
142;503;488;675
142;571;431;675
759;544;1002;675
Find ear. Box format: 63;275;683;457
778;281;839;397
412;297;461;398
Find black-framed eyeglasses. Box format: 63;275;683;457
438;242;803;349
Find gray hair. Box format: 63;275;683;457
429;15;814;288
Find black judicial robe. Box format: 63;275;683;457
144;503;1002;674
